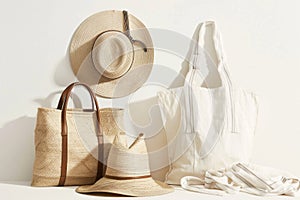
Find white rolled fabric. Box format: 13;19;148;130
181;163;300;197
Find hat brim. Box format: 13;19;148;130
76;176;173;197
69;10;154;98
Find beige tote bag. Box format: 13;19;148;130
32;82;124;186
157;21;259;185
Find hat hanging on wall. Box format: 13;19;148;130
69;10;154;98
76;132;174;197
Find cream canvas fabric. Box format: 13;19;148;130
157;21;259;185
181;163;300;196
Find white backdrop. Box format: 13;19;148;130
0;0;300;181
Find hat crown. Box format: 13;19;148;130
76;131;174;196
69;10;154;98
91;31;134;79
105;133;150;177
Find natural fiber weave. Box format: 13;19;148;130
76;133;174;196
32;108;98;186
69;10;154;98
100;108;124;139
32;83;125;187
78;108;125;165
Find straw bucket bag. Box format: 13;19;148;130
31;82;124;186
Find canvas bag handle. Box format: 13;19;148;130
184;21;230;132
183;21;235;157
190;21;232;84
57;82;103;186
197;22;237;134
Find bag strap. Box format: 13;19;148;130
57;82;103;186
190;21;233;86
181;176;227;196
57;85;94;111
192;21;226;70
191;21;237;133
181;166;300;196
183;21;237;157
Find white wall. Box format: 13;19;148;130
0;0;300;181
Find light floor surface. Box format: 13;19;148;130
1;181;299;200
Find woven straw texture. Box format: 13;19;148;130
69;10;154;98
32;107;124;186
76;133;174;196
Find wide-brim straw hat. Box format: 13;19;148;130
69;10;154;98
76;133;174;197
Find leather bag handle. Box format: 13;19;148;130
57;82;103;186
57;83;95;111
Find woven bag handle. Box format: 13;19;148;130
57;82;103;186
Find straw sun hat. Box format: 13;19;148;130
69;10;154;98
76;133;174;197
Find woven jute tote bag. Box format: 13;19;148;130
31;82;124;186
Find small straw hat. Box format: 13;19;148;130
69;10;154;98
76;133;174;197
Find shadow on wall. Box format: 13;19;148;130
34;91;83;109
0;47;75;182
0;116;36;181
127;96;170;181
53;47;76;87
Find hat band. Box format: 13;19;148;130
106;146;150;174
123;10;147;52
105;174;152;180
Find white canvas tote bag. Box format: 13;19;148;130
157;21;259;185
